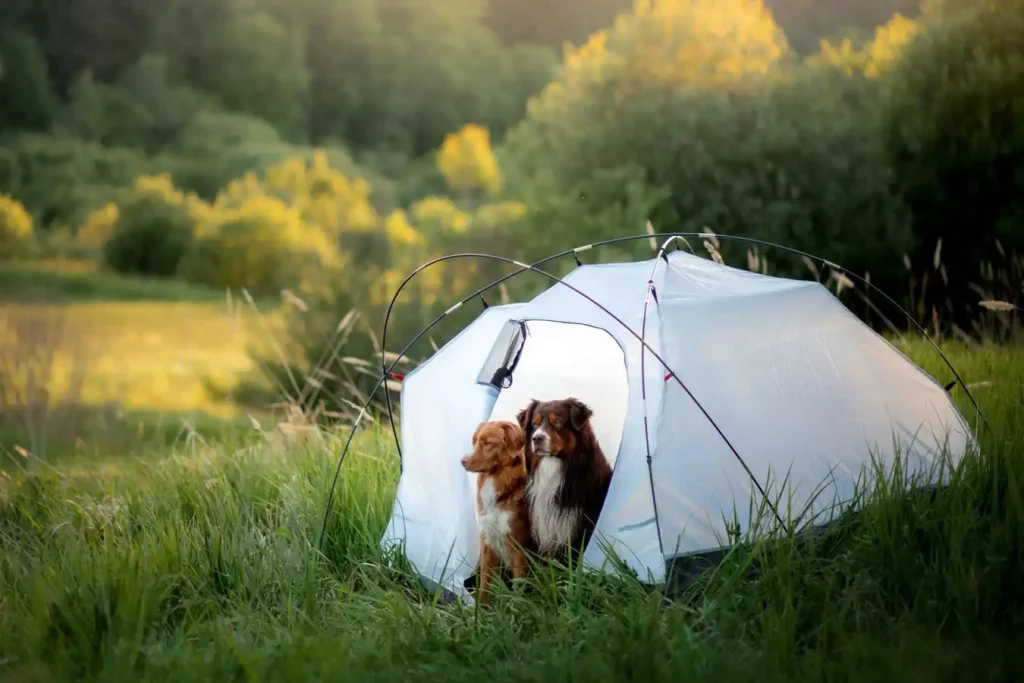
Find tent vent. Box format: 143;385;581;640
475;319;528;390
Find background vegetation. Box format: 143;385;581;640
0;0;1022;677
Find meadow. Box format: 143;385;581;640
1;320;1021;680
0;261;282;460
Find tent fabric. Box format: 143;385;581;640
381;251;973;597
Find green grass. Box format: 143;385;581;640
0;260;225;303
0;340;1021;681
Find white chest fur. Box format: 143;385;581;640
477;477;512;566
527;457;581;555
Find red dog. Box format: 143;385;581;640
461;420;533;604
517;397;613;564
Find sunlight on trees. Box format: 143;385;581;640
182;194;342;295
410;196;470;234
0;193;34;258
75;202;119;250
865;13;920;76
436;123;502;196
818;13;920;77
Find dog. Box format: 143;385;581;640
460;420;533;605
517;397;613;564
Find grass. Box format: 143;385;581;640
1;260;286;457
0;339;1021;681
0;259;226;303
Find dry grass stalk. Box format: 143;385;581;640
979;300;1016;312
645;220;657;252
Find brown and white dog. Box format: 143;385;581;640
460;420;533;605
517;397;613;564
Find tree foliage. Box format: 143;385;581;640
0;193;34;258
102;175;206;277
436;124;502;196
0;30;57;133
181;195;342;295
884;0;1024;320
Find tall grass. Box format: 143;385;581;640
0;340;1021;681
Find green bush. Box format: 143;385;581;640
0;133;152;230
884;0;1024;323
0;193;34;258
180;195;341;295
102;176;200;277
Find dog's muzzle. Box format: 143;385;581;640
531;428;551;456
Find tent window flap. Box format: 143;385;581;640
475;319;527;389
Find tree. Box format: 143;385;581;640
501;0;912;292
884;0;1024;323
188;11;310;139
0;193;34;259
436;124;502;196
181;195;342;295
0;30;57;132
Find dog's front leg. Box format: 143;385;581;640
509;541;529;586
478;544;498;606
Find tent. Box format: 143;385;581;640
380;250;974;598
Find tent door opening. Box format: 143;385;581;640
461;319;631;593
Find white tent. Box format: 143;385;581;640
380;250;973;598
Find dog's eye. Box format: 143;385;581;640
532;414;541;426
548;413;561;428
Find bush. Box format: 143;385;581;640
180;195;342;295
102;175;203;277
0;133;152;229
0;193;34;258
884;0;1024;324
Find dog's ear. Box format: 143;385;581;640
566;398;593;431
516;399;538;432
501;422;525;451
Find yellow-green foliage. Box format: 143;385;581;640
75;202;119;250
436;124;502;196
216;151;378;237
103;174;210;277
530;0;788;114
0;194;34;259
819;13;920;77
409;196;470;234
182;194;343;295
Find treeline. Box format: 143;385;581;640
499;0;1024;331
0;0;555;156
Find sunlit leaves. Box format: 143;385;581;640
0;193;34;258
436;124;502;196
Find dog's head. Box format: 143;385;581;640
516;397;594;461
461;420;526;473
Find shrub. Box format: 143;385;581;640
0;133;152;229
180;195;342;295
436;123;502;196
102;175;204;277
75;202;119;252
884;0;1024;325
0;193;34;258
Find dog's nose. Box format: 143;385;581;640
532;433;545;444
460;455;469;467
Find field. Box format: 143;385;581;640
1;284;1022;683
0;262;283;458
